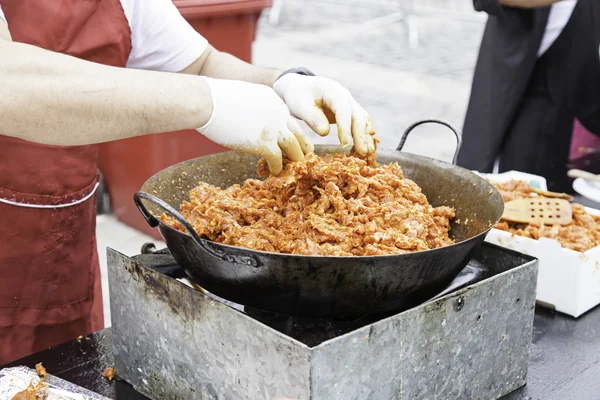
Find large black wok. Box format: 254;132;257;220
134;120;504;317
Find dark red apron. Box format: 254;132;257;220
0;0;132;364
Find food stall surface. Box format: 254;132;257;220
3;197;599;399
3;305;600;400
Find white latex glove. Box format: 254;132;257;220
197;78;313;175
274;74;377;155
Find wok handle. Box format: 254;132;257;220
396;119;463;165
133;191;261;267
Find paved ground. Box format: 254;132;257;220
97;1;488;327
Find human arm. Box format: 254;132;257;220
0;16;304;175
125;0;375;156
182;46;281;88
183;48;376;156
116;0;375;174
0;19;213;146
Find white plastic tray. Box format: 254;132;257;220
480;171;600;318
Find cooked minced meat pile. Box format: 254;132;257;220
162;153;455;256
492;180;600;252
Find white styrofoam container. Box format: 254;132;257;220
480;171;600;318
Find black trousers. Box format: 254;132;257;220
497;54;576;192
483;1;599;192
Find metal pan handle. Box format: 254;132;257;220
396;119;463;165
134;191;261;267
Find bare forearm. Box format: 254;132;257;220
500;0;561;8
185;46;281;88
0;40;212;145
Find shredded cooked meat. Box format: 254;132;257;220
492;180;600;252
10;363;48;400
10;383;47;400
34;364;46;382
102;367;116;381
162;153;455;256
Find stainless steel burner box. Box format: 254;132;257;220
108;245;538;400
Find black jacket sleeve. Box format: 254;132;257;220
473;0;504;16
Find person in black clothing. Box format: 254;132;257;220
458;0;600;192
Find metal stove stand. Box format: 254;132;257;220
108;243;537;400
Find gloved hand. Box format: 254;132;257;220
274;74;376;155
197;78;313;175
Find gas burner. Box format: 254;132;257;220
243;306;383;347
134;245;385;345
133;244;494;346
110;242;537;400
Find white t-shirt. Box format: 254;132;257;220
0;0;208;73
537;0;577;57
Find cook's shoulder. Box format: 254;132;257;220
120;0;208;73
